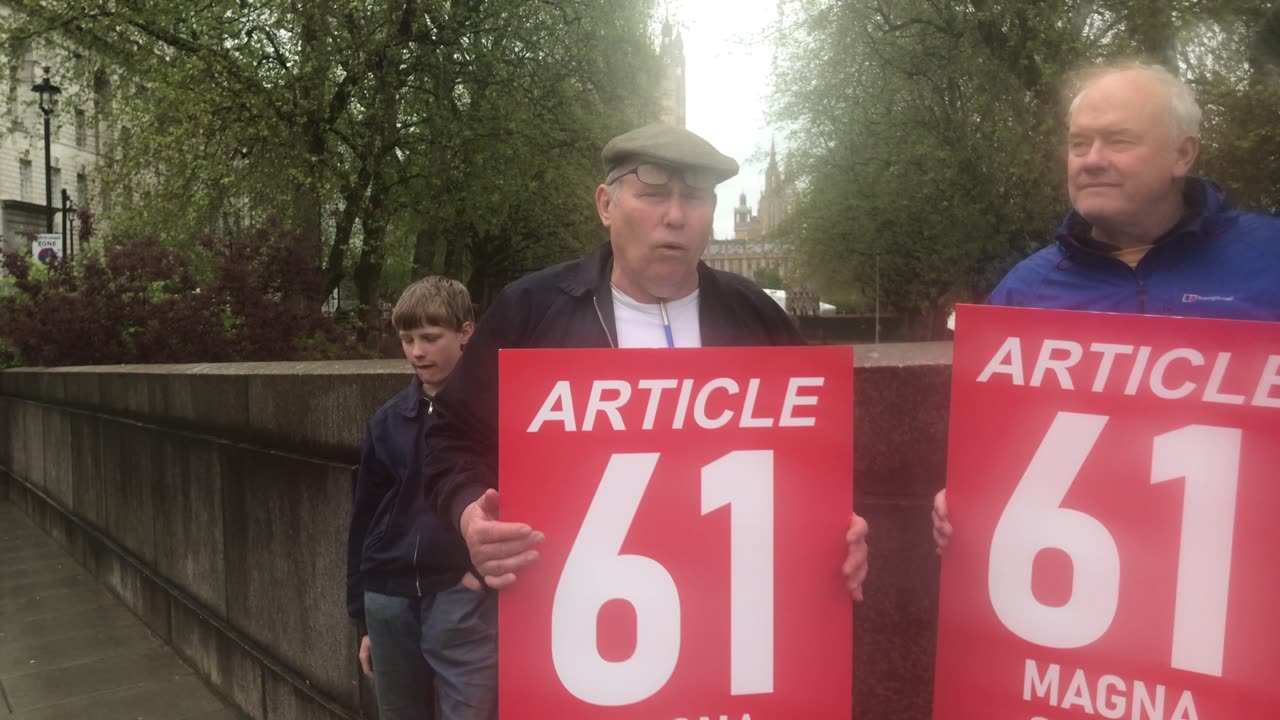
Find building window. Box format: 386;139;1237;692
94;72;113;153
77;172;88;207
51;167;62;199
19;159;32;201
75;110;87;147
8;45;33;124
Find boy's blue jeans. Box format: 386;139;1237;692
364;585;497;720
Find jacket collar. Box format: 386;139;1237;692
1056;177;1226;257
560;242;612;297
557;241;733;347
559;241;724;299
396;376;426;419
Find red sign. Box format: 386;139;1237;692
935;305;1280;720
498;346;854;720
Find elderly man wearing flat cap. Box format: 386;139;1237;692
420;124;871;707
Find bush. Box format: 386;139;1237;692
0;225;369;368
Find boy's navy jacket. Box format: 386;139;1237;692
345;376;470;635
989;178;1280;321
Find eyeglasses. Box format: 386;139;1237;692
607;163;718;190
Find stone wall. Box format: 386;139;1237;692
0;346;952;720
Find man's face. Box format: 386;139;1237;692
596;165;717;302
1066;70;1197;232
399;322;473;394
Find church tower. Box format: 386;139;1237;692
758;140;789;235
734;190;757;240
658;16;686;127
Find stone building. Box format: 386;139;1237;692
657;17;686;128
702;239;791;284
707;142;794;285
0;30;110;259
732;140;789;241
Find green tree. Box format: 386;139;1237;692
771;0;1280;338
2;0;662;316
753;266;786;289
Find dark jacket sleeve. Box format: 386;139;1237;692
345;419;389;637
718;269;808;347
424;285;527;531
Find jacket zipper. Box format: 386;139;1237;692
413;532;422;596
592;294;618;348
1120;260;1147;314
1067;236;1152;314
412;397;432;598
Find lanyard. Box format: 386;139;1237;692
659;301;676;348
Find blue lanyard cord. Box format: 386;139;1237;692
659;301;675;348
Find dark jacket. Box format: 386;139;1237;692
990;178;1280;320
345;377;470;635
425;242;806;529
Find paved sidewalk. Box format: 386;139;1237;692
0;502;241;719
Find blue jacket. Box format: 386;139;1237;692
990;178;1280;320
345;377;470;635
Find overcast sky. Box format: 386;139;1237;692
665;0;781;239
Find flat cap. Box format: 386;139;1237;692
602;123;739;185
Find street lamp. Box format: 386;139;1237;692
31;66;62;242
61;188;77;258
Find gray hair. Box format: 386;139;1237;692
604;160;640;203
1067;62;1202;141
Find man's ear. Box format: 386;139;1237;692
459;321;475;348
595;184;613;228
1173;134;1200;178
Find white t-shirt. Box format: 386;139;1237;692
611;285;702;348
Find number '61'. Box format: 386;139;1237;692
989;411;1239;678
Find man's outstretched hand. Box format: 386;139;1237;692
460;489;545;590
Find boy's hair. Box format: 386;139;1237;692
391;276;474;333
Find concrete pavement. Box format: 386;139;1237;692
0;502;242;719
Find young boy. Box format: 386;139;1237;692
345;276;495;720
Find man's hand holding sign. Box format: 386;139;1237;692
933;304;1280;720
473;346;857;719
461;490;545;591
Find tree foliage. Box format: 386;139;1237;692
0;226;365;368
2;0;662;314
753;265;786;289
771;0;1280;338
